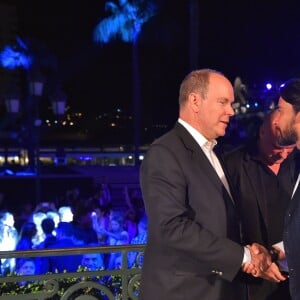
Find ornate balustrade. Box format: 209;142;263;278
0;244;145;299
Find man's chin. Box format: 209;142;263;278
218;130;226;137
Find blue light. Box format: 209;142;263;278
94;0;157;44
246;104;250;108
0;37;33;70
0;45;32;69
266;83;272;90
78;156;93;161
254;102;258;107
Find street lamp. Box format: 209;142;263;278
29;80;43;97
1;94;20;169
51;94;66;116
5;97;20;114
50;90;67;166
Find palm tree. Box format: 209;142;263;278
94;0;157;166
0;37;32;70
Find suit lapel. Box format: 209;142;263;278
291;175;300;212
174;123;233;201
243;157;268;225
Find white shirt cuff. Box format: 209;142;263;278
242;247;251;265
273;241;285;253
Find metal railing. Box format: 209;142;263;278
0;244;145;299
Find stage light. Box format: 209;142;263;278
266;83;272;90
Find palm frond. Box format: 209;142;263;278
94;0;157;44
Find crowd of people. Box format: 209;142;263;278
0;184;148;279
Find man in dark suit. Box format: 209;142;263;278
224;110;297;299
269;78;300;300
139;69;274;300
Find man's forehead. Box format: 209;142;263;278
278;97;292;107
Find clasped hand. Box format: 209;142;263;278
242;243;287;283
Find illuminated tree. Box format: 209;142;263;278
94;0;157;166
0;37;32;70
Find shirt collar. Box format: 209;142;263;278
178;118;217;150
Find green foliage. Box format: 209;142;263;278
0;267;123;299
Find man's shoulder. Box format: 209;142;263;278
150;125;182;147
223;145;255;175
224;145;249;160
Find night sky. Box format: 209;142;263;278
3;0;300;127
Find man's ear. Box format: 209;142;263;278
188;92;200;113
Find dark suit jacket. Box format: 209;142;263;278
224;143;299;300
224;144;298;247
139;123;245;300
284;184;300;300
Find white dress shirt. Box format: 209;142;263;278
178;118;233;200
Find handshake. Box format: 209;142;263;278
242;243;287;283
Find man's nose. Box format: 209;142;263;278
281;149;290;159
228;105;235;116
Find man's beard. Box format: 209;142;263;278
277;126;298;146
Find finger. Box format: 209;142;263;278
261;265;287;282
242;262;254;273
248;244;260;255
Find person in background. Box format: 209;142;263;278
31;211;47;247
35;218;57;274
124;186;144;221
128;214;148;268
48;222;82;273
72;200;98;245
123;208;138;243
15;258;36;286
0;211;18;275
46;211;60;228
90;197;110;246
58;206;73;222
105;214;129;269
81;243;105;271
39;218;57;248
15;222;37;277
16;222;37;251
224;110;297;299
139;69;273;300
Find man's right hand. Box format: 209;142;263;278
247;243;272;272
242;243;287;282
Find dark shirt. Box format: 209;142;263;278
48;238;82;273
35;234;57;274
224;144;299;247
224;143;299;300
